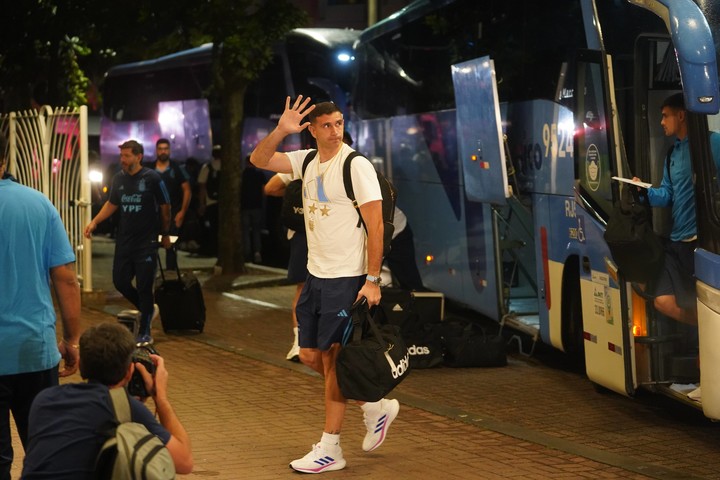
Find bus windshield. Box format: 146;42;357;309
100;28;359;165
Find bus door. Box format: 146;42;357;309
629;0;720;417
573;49;636;396
451;56;538;332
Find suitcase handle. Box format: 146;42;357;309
156;245;183;282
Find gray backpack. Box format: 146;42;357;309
94;388;175;479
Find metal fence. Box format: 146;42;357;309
1;106;92;291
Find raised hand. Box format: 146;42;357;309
277;95;316;135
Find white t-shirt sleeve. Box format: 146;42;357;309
349;156;383;207
286;149;317;180
277;172;294;185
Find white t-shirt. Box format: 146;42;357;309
197;159;222;206
392;206;407;239
287;144;382;278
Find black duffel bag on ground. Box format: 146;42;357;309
336;298;411;402
376;288;443;369
441;319;507;368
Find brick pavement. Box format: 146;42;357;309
8;238;720;478
11;304;650;479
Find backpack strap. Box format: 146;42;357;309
109;388;132;424
341;151;367;229
301;150;317;178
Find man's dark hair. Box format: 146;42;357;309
119;140;144;155
79;323;136;385
156;138;170;148
342;130;354;146
662;92;685;111
308;102;341;123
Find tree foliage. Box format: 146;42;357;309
190;0;309;274
0;0;307;273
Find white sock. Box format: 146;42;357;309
293;327;299;343
321;432;340;447
361;400;383;415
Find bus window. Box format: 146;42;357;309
575;57;614;217
354;0;583;119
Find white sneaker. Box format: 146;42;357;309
286;342;300;362
362;399;400;452
289;443;346;474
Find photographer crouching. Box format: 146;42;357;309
21;323;193;478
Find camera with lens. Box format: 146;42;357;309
127;345;158;398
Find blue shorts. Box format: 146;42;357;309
654;240;697;311
296;274;365;351
287;231;309;284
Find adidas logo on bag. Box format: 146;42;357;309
407;345;431;356
386;350;410;379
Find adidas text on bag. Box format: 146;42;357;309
95;388;175;480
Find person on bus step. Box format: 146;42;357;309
250;96;399;474
84;140;172;345
149;138;192;270
633;93;720;326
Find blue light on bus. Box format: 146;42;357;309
337;52;354;62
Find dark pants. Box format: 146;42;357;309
654;239;697;311
164;208;181;270
0;367;58;480
386;225;424;290
113;249;157;337
201;204;219;256
242;208;264;260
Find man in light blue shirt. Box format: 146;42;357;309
636;93;720;325
0;134;82;479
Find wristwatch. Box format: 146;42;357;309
366;274;382;286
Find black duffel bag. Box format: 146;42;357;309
336;299;411;402
604;186;664;283
441;319;507;368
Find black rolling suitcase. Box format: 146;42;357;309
154;252;206;333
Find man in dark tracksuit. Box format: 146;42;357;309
149;138;191;270
84;140;171;344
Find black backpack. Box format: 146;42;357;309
280;151;316;232
342;152;397;258
205;162;220;201
281;149;398;256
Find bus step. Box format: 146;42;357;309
500;313;540;357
